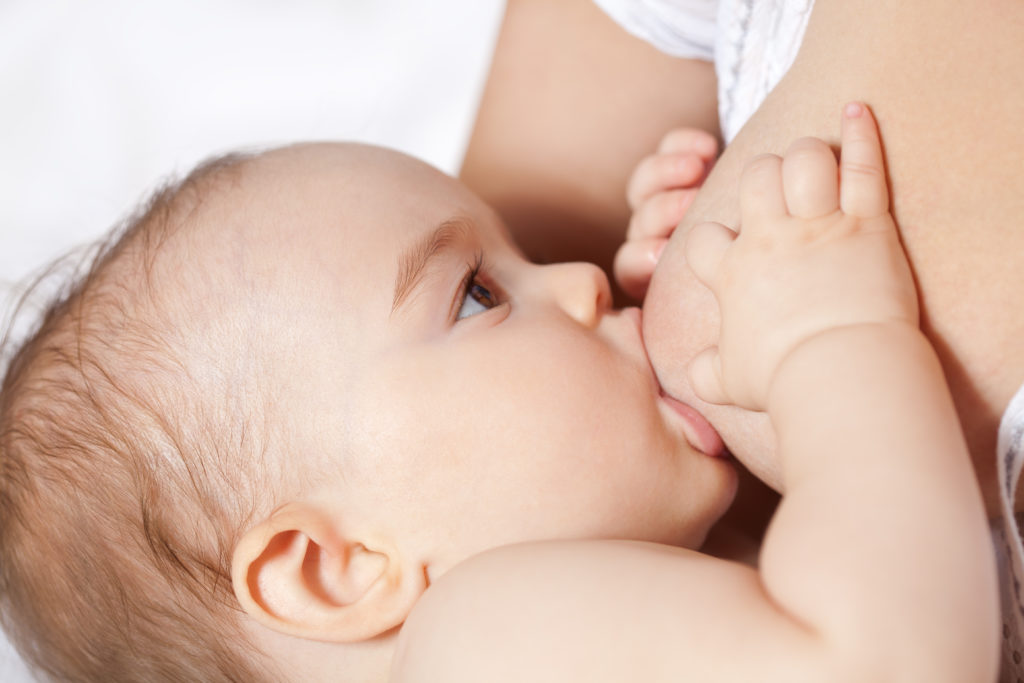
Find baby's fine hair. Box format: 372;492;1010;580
0;154;284;682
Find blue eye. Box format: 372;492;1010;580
456;279;498;320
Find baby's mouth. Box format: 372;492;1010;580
627;307;726;457
658;391;726;457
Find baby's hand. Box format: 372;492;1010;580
686;103;918;411
614;127;718;300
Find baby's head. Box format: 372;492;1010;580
0;143;735;681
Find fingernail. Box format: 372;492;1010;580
650;240;668;264
695;135;718;157
676;154;699;175
844;102;864;118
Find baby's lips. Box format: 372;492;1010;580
629;306;726;457
660;392;726;457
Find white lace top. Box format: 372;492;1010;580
591;0;718;62
712;0;813;141
592;0;813;141
994;384;1024;682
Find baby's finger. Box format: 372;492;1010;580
781;137;839;219
688;347;730;405
685;221;736;292
839;102;889;218
739;154;786;228
627;154;706;209
657;127;719;160
613;237;668;300
627;189;696;241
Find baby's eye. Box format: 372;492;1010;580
456;279;499;320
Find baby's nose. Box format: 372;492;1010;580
543;261;612;327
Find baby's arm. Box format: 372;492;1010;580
686;102;999;678
391;105;998;683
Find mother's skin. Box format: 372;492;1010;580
645;0;1024;516
464;0;1024;520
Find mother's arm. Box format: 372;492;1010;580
460;0;719;291
644;0;1024;509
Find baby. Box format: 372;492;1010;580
0;105;997;682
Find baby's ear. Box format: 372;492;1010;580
231;502;427;642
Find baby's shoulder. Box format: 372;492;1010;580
389;540;748;683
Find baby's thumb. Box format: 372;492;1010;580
688;347;730;406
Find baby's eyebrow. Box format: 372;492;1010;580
391;216;474;316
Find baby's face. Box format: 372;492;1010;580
210;143;736;571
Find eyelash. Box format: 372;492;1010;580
454;252;501;321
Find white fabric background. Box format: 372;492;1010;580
0;1;504;679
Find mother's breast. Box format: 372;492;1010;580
644;0;1024;503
